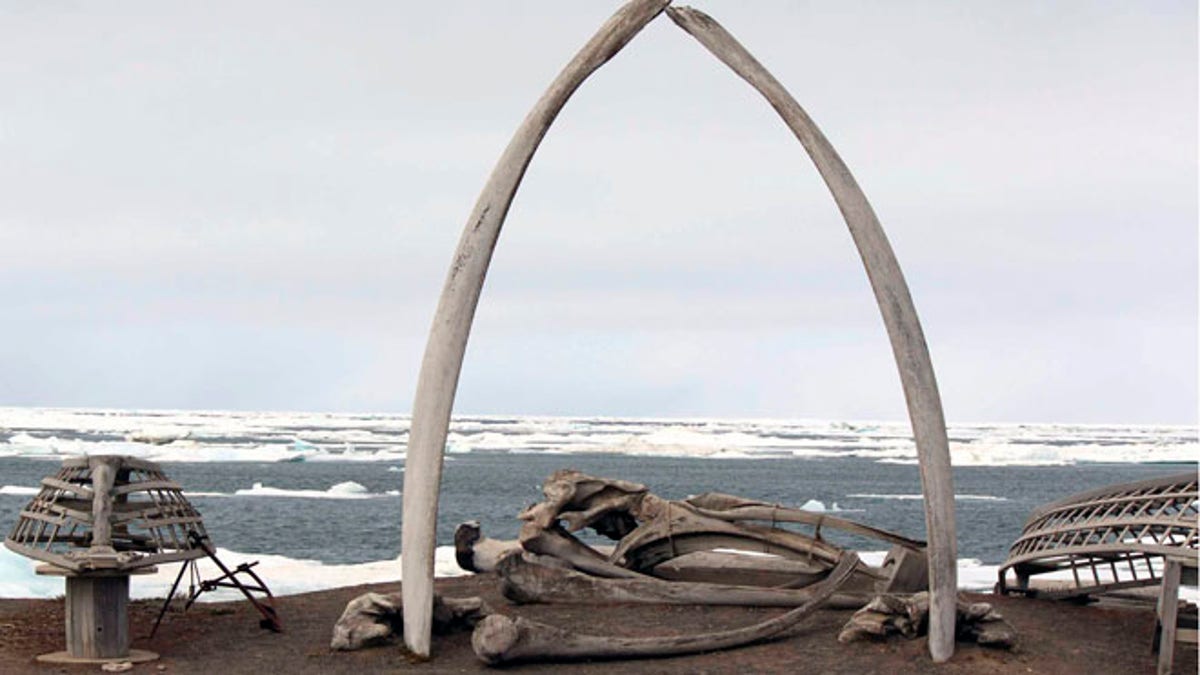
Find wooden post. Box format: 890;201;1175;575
1155;556;1188;675
66;575;129;659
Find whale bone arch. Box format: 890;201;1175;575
402;0;957;662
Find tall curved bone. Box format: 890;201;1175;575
473;551;859;665
665;6;958;662
401;0;672;656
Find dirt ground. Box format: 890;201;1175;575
1;574;1194;674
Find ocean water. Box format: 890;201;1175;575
0;408;1195;601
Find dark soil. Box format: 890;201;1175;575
0;574;1193;674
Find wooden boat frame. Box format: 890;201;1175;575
997;472;1198;600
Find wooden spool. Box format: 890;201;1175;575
34;565;159;664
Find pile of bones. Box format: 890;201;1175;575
332;470;1012;664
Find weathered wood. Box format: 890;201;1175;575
665;5;957;661
999;473;1198;600
65;575;128;659
1155;557;1184;675
88;457;117;551
474;552;859;664
400;0;672;656
6;455;209;573
497;551;868;609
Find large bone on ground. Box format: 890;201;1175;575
473;551;859;665
330;592;491;651
665;5;958;662
496;551;868;609
455;521;522;573
521;523;649;579
684;491;926;550
400;0;673;657
456;521;614;574
650;550;828;587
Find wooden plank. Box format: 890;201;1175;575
1156;557;1181;675
88;458;117;548
111;480;182;496
40;477;93;498
66;575;129;658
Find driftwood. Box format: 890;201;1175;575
330;592;491;651
665;6;958;661
400;0;672;656
497;551;869;610
473;552;859;665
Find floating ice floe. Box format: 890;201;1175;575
846;493;1009;502
126;427;191;445
226;481;398;499
1;407;1195;467
0;485;39;496
0;545;466;602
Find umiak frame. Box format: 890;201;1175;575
402;0;958;662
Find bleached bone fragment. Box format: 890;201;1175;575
837;591;1015;650
330;592;490;651
454;521;522;573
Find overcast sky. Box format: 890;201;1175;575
0;1;1195;424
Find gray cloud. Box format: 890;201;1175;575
1;1;1195;423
